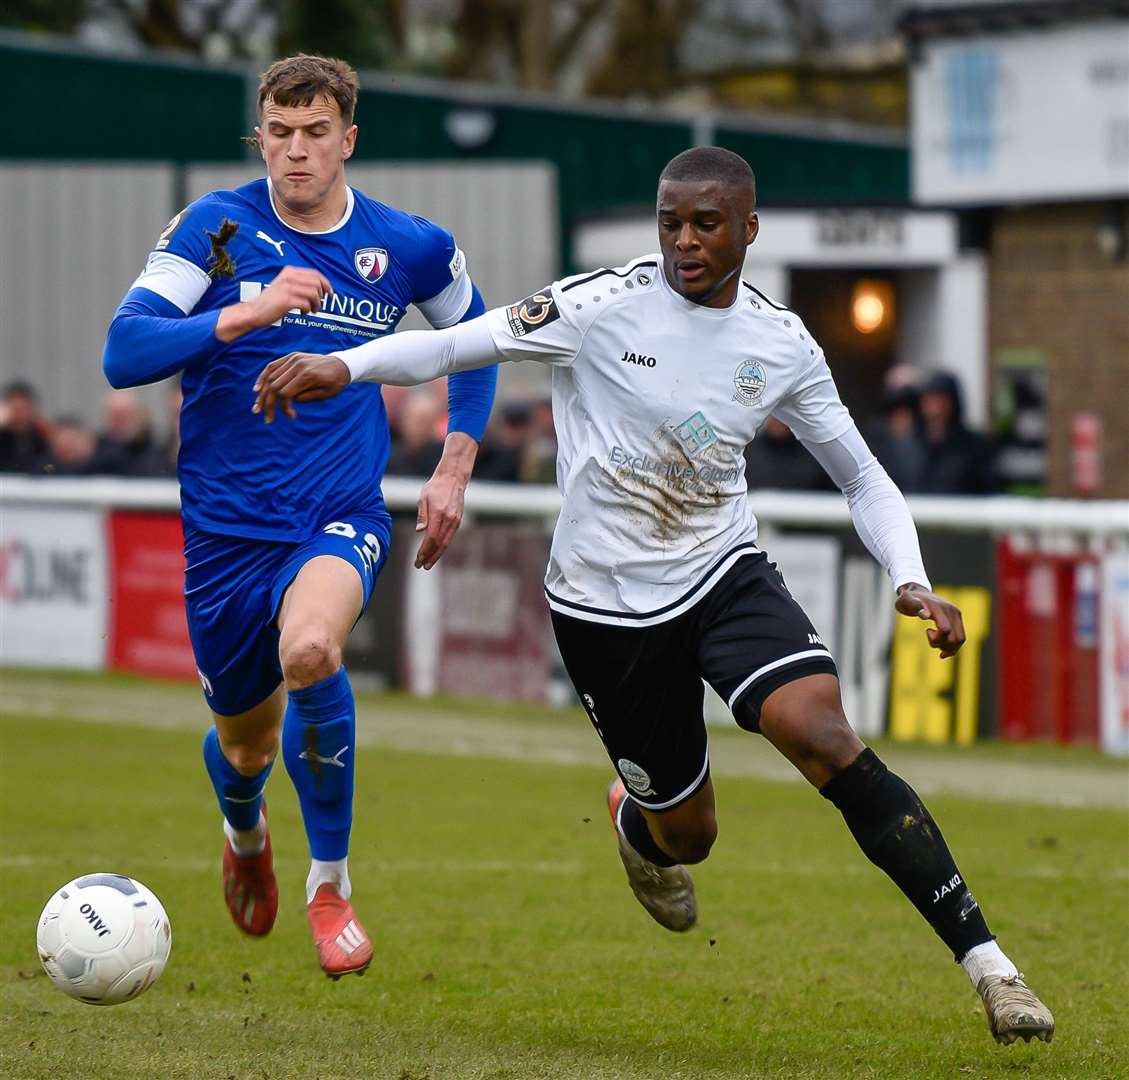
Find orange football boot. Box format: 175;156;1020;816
306;883;373;979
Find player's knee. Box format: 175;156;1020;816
796;708;862;773
657;816;718;865
225;741;277;777
280;630;341;689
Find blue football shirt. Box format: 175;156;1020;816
112;178;493;542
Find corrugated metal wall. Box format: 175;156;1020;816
0;164;174;423
0;162;556;426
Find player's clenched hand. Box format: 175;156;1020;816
252;266;333;325
252;353;350;423
217;266;334;343
895;583;966;659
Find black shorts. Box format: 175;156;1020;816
551;550;837;811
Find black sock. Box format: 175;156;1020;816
820;748;993;960
618;795;678;867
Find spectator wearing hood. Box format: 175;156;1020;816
867;375;928;494
918;372;998;495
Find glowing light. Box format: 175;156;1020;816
851;280;892;334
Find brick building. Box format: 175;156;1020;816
903;0;1129;498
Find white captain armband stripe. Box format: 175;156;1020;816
417;250;474;329
130;251;212;315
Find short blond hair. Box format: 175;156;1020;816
257;54;360;125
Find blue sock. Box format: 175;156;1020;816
202;727;272;831
282;666;355;861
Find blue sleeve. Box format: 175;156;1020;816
158;197;218;271
409;217;459;305
446;284;497;442
103;288;219;389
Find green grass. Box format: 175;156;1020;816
1;679;1127;1079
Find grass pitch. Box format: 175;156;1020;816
1;672;1127;1079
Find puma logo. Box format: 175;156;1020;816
255;229;286;257
299;744;348;768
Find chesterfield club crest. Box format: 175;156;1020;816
353;247;389;283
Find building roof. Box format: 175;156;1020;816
900;0;1129;41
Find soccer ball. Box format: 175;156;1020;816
36;873;172;1005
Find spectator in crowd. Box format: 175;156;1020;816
522;398;558;484
41;415;97;476
744;415;833;492
475;401;532;482
384;390;446;477
381;383;412;449
867;369;927;494
89;389;172;477
917;371;998;495
0;380;50;472
161;384;183;474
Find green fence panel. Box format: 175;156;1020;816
1;43;246;162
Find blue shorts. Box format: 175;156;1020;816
183;509;391;716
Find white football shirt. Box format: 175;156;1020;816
481;256;856;626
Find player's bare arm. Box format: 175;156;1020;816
252;352;349;421
895;583;966;659
218;268;334;344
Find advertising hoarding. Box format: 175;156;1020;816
0;505;107;669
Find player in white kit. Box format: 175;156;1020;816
250;147;1053;1046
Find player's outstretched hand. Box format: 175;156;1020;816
895;583;966;659
413;434;478;570
252;353;350;423
414;470;467;570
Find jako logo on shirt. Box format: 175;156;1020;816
354;247;389;283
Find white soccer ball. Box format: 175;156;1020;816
36;873;172;1005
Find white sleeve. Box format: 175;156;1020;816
130;251;212;315
416;246;473;329
336;315;502;386
800;424;931;592
772;345;855;445
483;283;584;366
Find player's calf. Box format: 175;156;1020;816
646;814;717;866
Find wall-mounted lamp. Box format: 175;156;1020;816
444;108;496;150
851;279;894;334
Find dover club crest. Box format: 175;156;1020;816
733;359;767;406
354;247;389;283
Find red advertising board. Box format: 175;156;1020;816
433;526;551;702
997;538;1100;744
108;511;197;681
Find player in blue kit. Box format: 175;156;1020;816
101;54;497;977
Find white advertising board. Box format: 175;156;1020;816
1100;547;1129;756
0;505;108;669
912;20;1129;203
